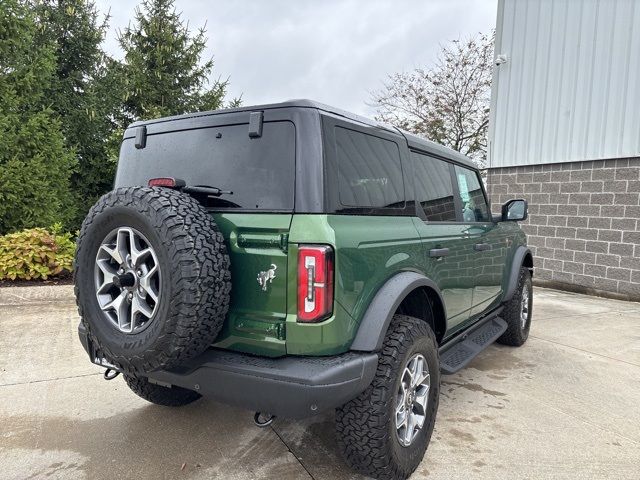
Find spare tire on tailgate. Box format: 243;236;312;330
74;186;231;375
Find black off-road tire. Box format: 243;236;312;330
497;267;533;347
74;187;231;375
123;374;201;407
336;315;440;480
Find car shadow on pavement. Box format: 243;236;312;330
1;393;366;480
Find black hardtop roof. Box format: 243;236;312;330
129;99;478;170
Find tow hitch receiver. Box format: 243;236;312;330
254;412;276;428
103;368;120;381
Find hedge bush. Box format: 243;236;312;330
0;225;75;281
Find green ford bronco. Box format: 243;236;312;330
75;100;533;479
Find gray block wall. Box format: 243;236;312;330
487;158;640;301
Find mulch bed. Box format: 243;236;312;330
0;272;73;288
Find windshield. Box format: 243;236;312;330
115;121;295;211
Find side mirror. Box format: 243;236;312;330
502;199;528;222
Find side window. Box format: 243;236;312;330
412;152;457;222
454;165;490;222
335;127;405;208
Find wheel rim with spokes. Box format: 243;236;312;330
94;227;161;334
520;286;530;329
395;353;431;447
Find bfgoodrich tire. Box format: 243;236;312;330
497;267;533;347
336;315;440;480
74;187;231;375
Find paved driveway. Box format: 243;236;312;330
1;286;639;479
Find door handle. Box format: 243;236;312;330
429;248;450;258
474;243;491;251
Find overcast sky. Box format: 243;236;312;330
94;0;497;116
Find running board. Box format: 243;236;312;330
439;313;507;375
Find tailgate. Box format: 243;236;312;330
211;213;292;356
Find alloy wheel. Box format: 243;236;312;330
520;287;530;329
94;227;161;334
395;353;431;447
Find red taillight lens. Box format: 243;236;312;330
148;177;185;188
297;245;334;323
148;177;176;187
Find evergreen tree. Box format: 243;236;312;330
118;0;237;122
35;0;121;226
0;0;76;233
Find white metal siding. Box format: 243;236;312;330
489;0;640;168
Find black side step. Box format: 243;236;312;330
439;315;507;375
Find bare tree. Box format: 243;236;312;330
371;32;494;167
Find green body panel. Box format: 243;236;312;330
211;213;292;357
286;214;424;355
208;212;525;357
467;224;510;318
499;222;528;293
411;219;474;328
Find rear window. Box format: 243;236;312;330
335;127;405;208
115;121;295;211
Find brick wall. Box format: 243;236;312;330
487;158;640;301
422;196;456;222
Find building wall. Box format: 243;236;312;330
489;0;640;299
487;158;640;300
489;0;640;168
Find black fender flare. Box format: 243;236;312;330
504;246;534;301
349;271;446;352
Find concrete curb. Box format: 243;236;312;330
0;284;75;306
533;278;640;303
1;283;636;307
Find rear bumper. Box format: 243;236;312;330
78;323;378;419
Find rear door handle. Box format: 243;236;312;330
429;248;450;258
474;243;491;251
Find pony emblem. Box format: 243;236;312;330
257;264;277;291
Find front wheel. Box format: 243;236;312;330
336;315;440;480
498;267;533;347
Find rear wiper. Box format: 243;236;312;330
182;185;233;197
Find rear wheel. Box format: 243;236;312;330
123;374;201;407
336;315;439;480
498;267;533;347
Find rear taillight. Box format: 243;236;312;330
297;245;334;323
148;177;185;188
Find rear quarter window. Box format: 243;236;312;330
115;121;295;211
334;127;405;209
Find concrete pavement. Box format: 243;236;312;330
1;286;639;479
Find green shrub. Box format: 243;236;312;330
0;225;75;281
0;0;78;234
